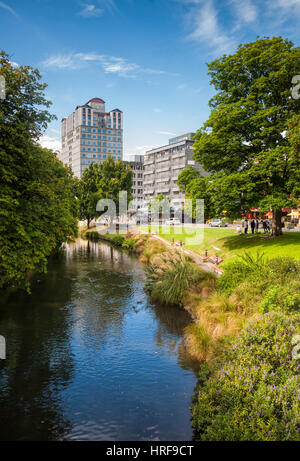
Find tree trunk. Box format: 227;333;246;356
87;218;90;229
272;209;282;236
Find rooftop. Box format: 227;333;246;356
86;97;105;105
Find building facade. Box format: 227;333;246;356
124;155;144;210
143;133;206;208
60;97;123;178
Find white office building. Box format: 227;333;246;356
124;155;144;210
60;97;123;178
143;133;206;208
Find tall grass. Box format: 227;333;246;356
145;249;216;306
183;253;300;362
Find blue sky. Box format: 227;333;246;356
1;0;299;157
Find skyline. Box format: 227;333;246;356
1;0;300;158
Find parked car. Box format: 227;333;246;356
165;218;181;225
209;219;228;227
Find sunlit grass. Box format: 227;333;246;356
139;225;300;262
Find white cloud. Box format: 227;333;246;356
158;131;177;136
153;108;162;113
0;1;18;17
274;0;300;7
78;4;104;18
136;145;156;152
42;52;176;79
186;0;236;55
230;0;257;24
42;55;80;69
270;0;300;16
39;135;61;152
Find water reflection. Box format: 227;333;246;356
0;239;198;441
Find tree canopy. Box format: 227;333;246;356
180;37;300;234
0;51;78;290
78;157;133;228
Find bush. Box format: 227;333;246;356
122;237;138;250
260;281;300;313
218;254;300;297
139;238;166;264
145;249;216;306
217;252;264;296
192;312;300;441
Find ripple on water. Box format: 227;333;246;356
0;239;198;441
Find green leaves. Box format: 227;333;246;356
78;156;133;226
181;38;300;231
0;51;78;290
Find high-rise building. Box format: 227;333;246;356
143;133;206;208
124;155;144;210
60;98;123;178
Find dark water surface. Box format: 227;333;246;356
0;239;199;441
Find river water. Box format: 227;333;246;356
0;239;199;441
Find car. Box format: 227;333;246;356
209;219;227;227
165;218;181;225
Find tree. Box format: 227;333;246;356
177;167;201;193
189;37;300;235
78;157;133;228
0;51;78;290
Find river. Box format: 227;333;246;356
0;239;199;441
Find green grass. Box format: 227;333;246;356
139;225;300;262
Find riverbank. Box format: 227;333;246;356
138;225;300;262
83;228;300;358
83;228;300;440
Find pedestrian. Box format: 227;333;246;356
251;219;256;234
243;219;248;234
256;219;259;232
263;219;267;233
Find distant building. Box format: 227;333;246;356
124;155;144;210
60;97;123;178
143;133;206;208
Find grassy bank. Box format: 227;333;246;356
83;229;167;262
188;254;300;440
139;225;300;262
83;227;300;440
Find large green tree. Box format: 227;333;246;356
79;156;133;228
185;37;300;235
0;51;78;290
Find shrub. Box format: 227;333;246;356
145;249;216;306
122;237;138;251
218;254;300;298
110;234;125;246
192;312;300;441
218;251;267;296
260;281;300;314
139;238;166;264
184;293;247;361
185;324;212;361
